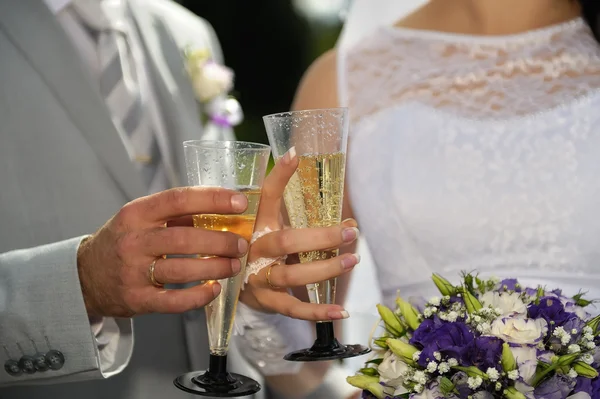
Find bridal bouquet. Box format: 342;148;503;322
348;273;600;399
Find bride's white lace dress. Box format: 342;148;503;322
340;17;600;309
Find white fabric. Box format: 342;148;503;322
234;303;310;376
338;17;600;310
337;0;427;51
336;0;427;107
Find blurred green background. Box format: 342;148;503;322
180;0;347;147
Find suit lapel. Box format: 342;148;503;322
0;1;146;201
128;0;205;186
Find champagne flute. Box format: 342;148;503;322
263;108;370;361
174;140;270;397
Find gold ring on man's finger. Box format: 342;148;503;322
148;259;164;288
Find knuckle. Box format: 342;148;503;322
167;188;189;214
327;227;342;244
210;231;239;255
275;231;294;253
156;260;174;282
116;201;138;227
210;189;230;210
115;233;137;260
167;229;189;252
277;268;291;287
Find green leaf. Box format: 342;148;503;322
395;298;420;330
432;274;456;296
359;367;379;377
501;343;517;372
347;375;385;399
573;362;599;379
504;386;527;399
386;339;418;366
461;288;483;314
377;304;405;336
586;315;600;334
373;338;388;349
366;358;384;366
439;377;455;395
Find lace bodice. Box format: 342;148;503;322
341;18;600;305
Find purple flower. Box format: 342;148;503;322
562;317;585;340
528;296;576;328
410;322;474;367
466;336;503;370
524;287;538;297
574;376;600;398
499;278;522;292
533;374;575;399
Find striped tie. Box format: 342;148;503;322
68;0;165;192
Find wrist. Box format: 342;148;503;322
77;235;99;317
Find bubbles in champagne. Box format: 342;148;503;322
192;187;261;355
282;152;345;306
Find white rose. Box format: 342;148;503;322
490;316;548;345
189;60;234;102
378;351;409;394
510;345;537;384
480;292;527;316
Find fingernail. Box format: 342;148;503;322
212;282;221;296
282;146;297;164
342;218;356;226
238;238;249;254
342;227;359;242
231;258;241;275
231;194;247;212
341;254;361;270
327;310;350;320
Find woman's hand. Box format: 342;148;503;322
239;147;361;321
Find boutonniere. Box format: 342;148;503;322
184;48;243;128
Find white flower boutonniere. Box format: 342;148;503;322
185;48;243;128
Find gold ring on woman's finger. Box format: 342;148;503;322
148;259;164;288
265;263;281;289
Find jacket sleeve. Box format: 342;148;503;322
0;236;133;385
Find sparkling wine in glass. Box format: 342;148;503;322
174;140;270;397
263;108;370;362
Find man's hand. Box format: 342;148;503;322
77;187;249;318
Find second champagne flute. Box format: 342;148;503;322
263;108;370;362
173;140;270;397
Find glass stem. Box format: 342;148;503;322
208;354;228;379
314;321;337;349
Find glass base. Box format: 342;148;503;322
173;354;261;397
284;342;371;362
284;321;370;362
